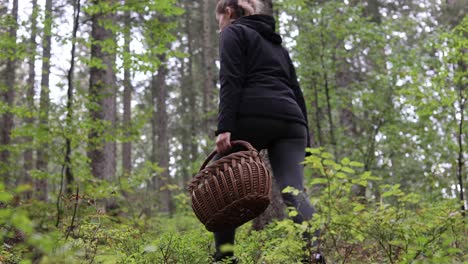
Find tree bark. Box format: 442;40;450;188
88;0;117;207
1;0;18;183
456;63;465;215
447;0;467;216
187;1;198;177
179;0;193;185
153;59;172;215
312;74;323;146
319;13;336;149
35;0;53;201
64;0;81;195
23;0;39;198
201;0;216;131
36;0;52;201
122;7;132;176
445;0;468;27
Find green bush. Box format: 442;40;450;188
1;148;465;263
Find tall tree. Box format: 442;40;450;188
201;0;217;131
36;0;52;201
63;0;81;195
187;3;199;178
178;0;194;185
88;0;117;206
23;0;39;198
0;0;18;183
445;0;466;215
152;57;172;214
122;6;132;177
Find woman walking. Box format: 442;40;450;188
213;0;325;263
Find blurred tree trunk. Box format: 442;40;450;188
201;0;216;131
64;0;81;196
23;0;38;198
188;1;198;178
349;0;383;199
152;60;173;214
36;0;52;201
445;0;467;27
179;0;194;185
151;74;158;214
446;0;466;215
156;59;173;214
88;0;117;209
122;7;132;177
1;0;18;183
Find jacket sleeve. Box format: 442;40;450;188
215;26;246;136
286;50;311;148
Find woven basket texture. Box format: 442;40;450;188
188;141;272;232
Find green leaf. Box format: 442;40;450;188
309;178;328;185
14;184;32;194
353;203;365;212
306;147;321;154
323;159;337;166
282;186;300;195
341;158;350;165
288;210;298;217
336;172;348;179
341;167;355;174
0;192;13;203
11;211;33;234
349;161;364;168
321;152;334;159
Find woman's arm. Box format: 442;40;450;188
216;25;246;136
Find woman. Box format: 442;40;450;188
213;0;325;263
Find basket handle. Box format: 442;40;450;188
199;140;255;171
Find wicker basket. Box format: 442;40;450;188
188;141;272;232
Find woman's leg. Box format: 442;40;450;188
213;228;236;260
267;123;325;263
268;136;316;224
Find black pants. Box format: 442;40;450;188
213;117;317;258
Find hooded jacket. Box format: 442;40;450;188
216;15;309;141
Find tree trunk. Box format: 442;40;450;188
88;0;117;209
1;0;18;184
445;0;468;27
23;0;38;198
446;0;467;216
187;1;198;178
36;0;52;201
178;1;192;186
201;0;216;131
154;59;172;215
122;8;132;176
312;74;323;147
64;0;81;195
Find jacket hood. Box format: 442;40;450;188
233;15;282;44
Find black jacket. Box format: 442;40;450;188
216;15;309;141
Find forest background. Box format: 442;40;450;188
0;0;466;263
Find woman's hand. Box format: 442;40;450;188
216;132;232;154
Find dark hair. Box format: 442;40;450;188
216;0;256;18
